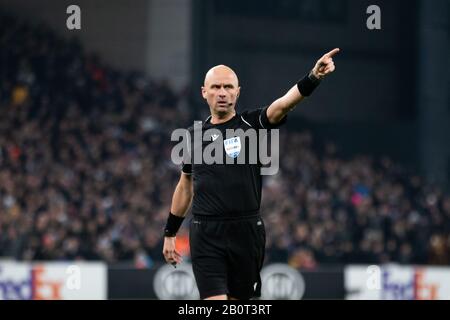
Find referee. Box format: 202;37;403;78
163;49;339;300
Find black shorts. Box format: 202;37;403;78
189;214;266;300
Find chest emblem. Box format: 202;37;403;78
223;136;241;158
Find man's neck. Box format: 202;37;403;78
210;111;236;125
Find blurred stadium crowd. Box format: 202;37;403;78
1;12;449;268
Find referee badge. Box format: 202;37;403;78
223;136;241;158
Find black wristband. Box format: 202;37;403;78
296;71;321;97
164;212;185;237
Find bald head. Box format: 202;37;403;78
203;65;239;87
201;65;241;119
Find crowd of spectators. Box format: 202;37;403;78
1;12;449;268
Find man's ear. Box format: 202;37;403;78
237;86;241;99
201;86;207;99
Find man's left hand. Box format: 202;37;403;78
312;48;340;80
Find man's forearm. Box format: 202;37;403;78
278;84;304;112
267;85;304;124
164;179;193;237
170;180;193;217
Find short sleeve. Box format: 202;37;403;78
181;126;193;175
241;106;287;129
182;163;192;175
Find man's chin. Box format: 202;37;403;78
217;103;231;108
215;109;234;117
215;104;233;113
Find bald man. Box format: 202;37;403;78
163;49;339;300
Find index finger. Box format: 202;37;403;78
324;48;340;58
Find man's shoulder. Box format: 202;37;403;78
185;115;212;132
239;106;268;128
239;106;265;117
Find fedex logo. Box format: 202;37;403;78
0;262;105;300
0;265;63;300
347;265;450;300
381;268;438;300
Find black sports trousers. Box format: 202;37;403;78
189;214;266;300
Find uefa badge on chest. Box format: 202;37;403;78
224;136;241;158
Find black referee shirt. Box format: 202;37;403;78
182;106;287;218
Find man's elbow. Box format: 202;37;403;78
267;102;290;125
268;113;287;125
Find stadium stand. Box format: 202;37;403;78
1;12;449;269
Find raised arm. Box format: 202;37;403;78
162;172;193;266
266;48;340;124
